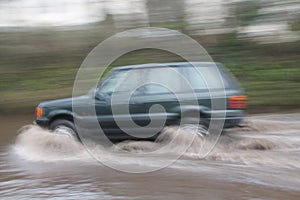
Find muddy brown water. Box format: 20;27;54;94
0;113;300;199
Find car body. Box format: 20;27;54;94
35;62;246;141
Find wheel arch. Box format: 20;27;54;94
171;105;210;118
168;105;210;126
48;112;74;126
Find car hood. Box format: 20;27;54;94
39;95;90;108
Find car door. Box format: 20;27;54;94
131;67;182;132
95;68;146;138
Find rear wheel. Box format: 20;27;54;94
49;119;80;141
178;111;209;136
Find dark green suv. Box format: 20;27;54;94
35;62;246;141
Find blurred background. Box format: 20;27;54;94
0;0;299;114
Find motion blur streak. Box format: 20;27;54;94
1;0;299;114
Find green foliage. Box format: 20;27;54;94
0;22;299;114
289;19;300;31
210;34;300;113
233;0;261;26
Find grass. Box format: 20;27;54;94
0;25;299;114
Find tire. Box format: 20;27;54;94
178;111;207;126
177;111;209;135
49;119;80;141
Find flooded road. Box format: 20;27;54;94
0;113;300;199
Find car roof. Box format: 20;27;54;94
113;62;221;71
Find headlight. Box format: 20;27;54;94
36;106;43;118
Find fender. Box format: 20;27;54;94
47;109;76;122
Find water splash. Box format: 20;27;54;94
115;125;206;156
13;125;89;162
11;118;300;169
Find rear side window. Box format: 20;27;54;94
143;84;171;94
142;64;238;94
144;67;185;94
179;64;240;91
178;67;208;90
178;66;230;91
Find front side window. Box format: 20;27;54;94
99;71;128;94
99;69;143;94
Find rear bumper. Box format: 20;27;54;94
223;117;243;128
203;110;245;128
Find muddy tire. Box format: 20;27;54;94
49;119;80;141
176;111;209;136
178;111;207;126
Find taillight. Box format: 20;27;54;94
36;107;43;118
228;95;247;109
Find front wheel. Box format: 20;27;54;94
49;119;80;141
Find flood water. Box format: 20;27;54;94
0;113;300;199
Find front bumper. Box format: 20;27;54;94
34;118;50;128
